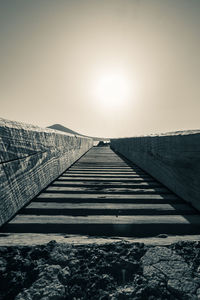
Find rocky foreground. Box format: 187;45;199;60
1;241;200;300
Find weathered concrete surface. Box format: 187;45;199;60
111;131;200;211
0;118;93;226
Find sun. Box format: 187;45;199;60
94;72;131;110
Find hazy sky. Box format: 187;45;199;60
0;0;200;138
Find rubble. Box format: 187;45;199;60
0;241;200;299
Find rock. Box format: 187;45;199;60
196;288;200;300
17;278;65;300
157;234;168;238
109;285;136;299
70;284;82;298
58;266;71;285
167;278;198;295
142;247;183;265
29;246;49;260
141;246;200;298
0;257;7;273
1;242;200;300
142;246;192;280
49;244;78;267
15;265;66;300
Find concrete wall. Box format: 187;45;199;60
111;131;200;211
0;118;93;226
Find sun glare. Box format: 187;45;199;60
94;72;131;110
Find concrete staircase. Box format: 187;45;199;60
2;147;200;237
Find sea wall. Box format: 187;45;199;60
111;131;200;211
0;118;93;226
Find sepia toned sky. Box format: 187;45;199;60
0;0;200;138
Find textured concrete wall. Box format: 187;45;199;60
0;118;93;226
111;131;200;211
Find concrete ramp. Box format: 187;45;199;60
1;147;200;237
